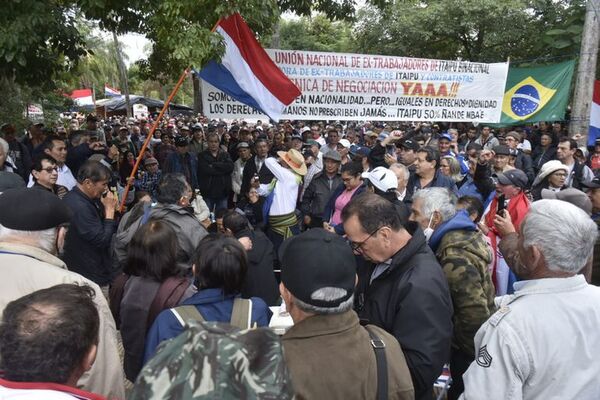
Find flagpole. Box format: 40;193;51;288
118;15;224;213
119;68;190;212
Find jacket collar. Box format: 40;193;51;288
283;310;359;340
183;288;236;305
0;242;66;270
512;275;587;297
388;221;429;271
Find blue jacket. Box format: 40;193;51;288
163;151;199;189
322;183;366;235
428;210;476;253
407;170;458;197
143;288;271;363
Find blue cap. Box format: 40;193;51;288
351;146;371;158
439;132;453;142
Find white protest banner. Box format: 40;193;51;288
133;104;148;119
202;49;509;122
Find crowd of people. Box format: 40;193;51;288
0;113;600;399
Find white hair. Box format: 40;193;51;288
522;199;598;273
0;137;8;156
412;187;457;223
294;287;354;315
389;163;410;181
0;224;57;254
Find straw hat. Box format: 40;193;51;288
277;149;307;176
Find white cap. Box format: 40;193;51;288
361;167;398;192
339;139;351;149
301;126;311;133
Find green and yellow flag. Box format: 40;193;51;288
500;59;575;124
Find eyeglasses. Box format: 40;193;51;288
349;226;384;252
40;166;58;173
552;172;567;177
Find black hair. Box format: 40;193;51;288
124;219;181;281
156;173;189;204
31;154;57;172
69;130;89;146
0;284;99;384
76;160;112;184
222;211;251;235
559;137;578;150
457;195;485;223
340;161;363;177
417;146;440;169
41;135;65;152
342;192;403;233
466;143;483;152
193;234;247;295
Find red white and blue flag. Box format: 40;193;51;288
104;84;121;97
69;88;94;106
198;13;301;122
589;80;600;146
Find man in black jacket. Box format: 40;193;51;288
240;139;274;201
222;211;279;306
197;132;234;212
63;160;118;287
342;193;453;400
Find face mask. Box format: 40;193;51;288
423;213;435;242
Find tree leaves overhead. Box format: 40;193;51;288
352;0;588;64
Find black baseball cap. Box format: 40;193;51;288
174;136;189;147
280;229;356;308
400;139;420;151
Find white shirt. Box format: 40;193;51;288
461;275;600;400
258;157;299;216
27;164;76;190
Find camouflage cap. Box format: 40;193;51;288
131;321;294;400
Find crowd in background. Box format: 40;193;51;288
1;113;600;400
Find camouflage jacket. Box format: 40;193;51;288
436;228;496;357
131;321;294;399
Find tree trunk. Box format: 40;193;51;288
112;31;132;118
569;0;600;143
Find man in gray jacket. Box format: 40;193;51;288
300;150;342;229
114;173;208;271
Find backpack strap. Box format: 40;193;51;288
146;276;191;330
365;325;388;400
230;298;253;329
108;273;130;330
171;305;205;327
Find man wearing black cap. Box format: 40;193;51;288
163;136;198;189
481;168;530;296
280;228;414;400
0;188;124;399
342;193;453;400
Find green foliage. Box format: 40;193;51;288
279;15;355;53
352;0;590;65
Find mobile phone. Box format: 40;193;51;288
497;194;506;216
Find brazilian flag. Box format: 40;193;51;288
500;60;575;124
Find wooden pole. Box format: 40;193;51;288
118;16;224;212
118;69;189;212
